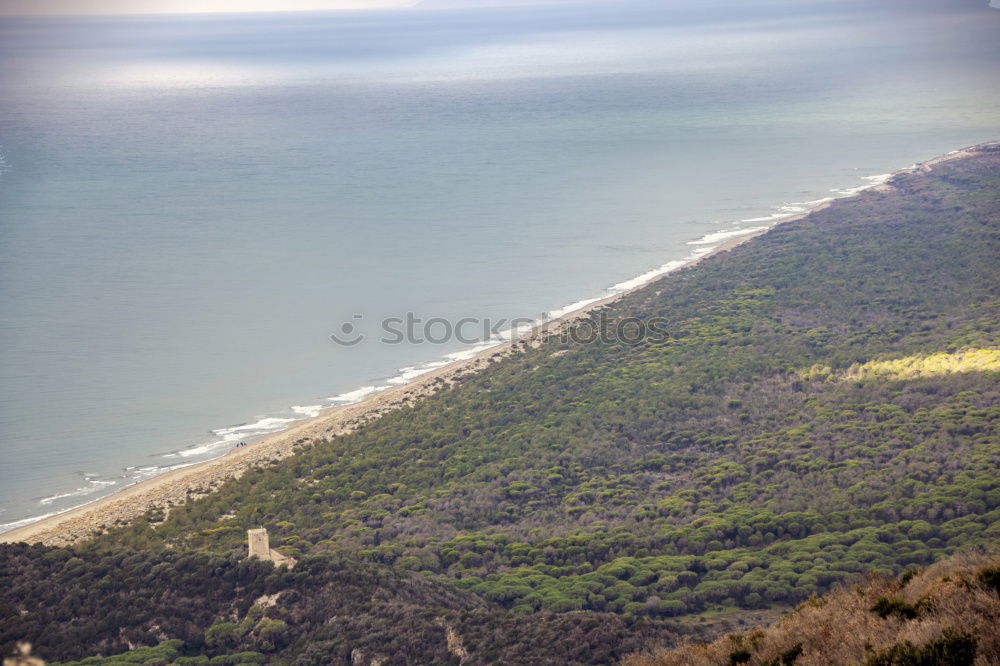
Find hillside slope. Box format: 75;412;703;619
2;144;998;664
623;547;1000;666
1;543;689;664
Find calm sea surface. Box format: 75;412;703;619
1;0;998;530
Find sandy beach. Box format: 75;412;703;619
2;143;990;547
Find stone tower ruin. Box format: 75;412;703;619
247;528;270;560
246;527;294;567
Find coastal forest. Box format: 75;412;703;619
2;146;999;664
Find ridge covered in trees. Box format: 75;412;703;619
2;544;685;664
2;145;998;664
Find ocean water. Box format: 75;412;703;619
1;0;998;531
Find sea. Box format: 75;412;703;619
1;0;998;531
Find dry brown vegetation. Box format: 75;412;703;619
623;548;1000;666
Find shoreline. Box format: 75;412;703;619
2;143;991;547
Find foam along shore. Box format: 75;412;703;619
2;144;988;547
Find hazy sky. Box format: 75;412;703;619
0;0;614;16
0;0;416;15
